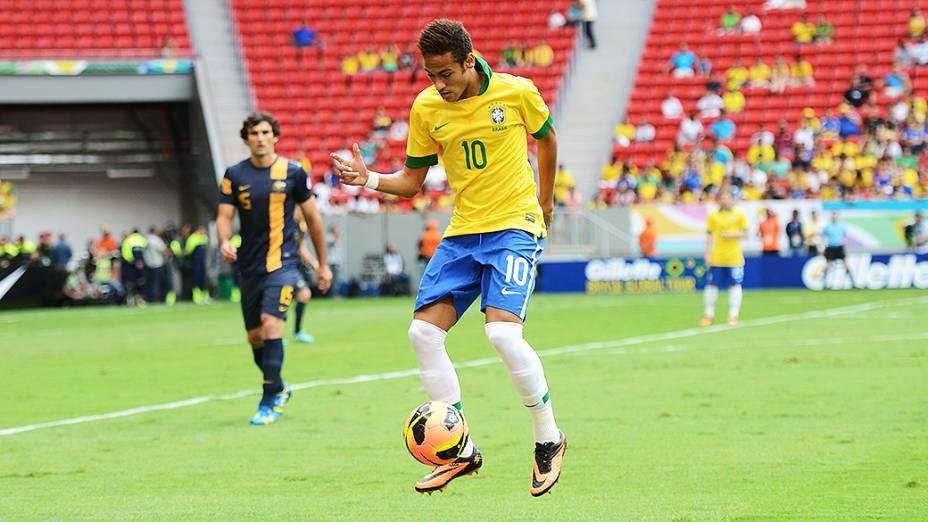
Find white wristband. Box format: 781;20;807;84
364;171;379;190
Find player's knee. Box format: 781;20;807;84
408;319;446;352
247;330;263;349
297;289;310;303
260;314;284;339
485;321;523;349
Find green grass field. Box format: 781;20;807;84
1;289;927;520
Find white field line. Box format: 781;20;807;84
2;296;927;437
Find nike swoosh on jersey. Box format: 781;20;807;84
433;122;450;132
500;288;520;296
239;185;250;191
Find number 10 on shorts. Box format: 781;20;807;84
504;255;530;286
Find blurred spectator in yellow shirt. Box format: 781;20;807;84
790;55;814;86
792;14;815;44
726;58;750;90
749;57;770;88
910;8;926;38
614;117;636;147
601;155;622;182
554;164;576;206
723;88;745;113
357;45;380;72
533;40;554;67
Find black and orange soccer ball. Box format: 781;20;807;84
403;401;469;466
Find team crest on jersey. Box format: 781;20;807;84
272;180;287;193
489;102;506;125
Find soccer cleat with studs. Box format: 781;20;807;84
415;448;482;494
272;385;292;415
530;431;567;497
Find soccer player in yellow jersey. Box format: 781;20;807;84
701;190;749;326
331;19;565;496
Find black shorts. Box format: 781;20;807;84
824;246;846;261
240;268;299;330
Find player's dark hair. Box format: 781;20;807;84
418;19;473;64
239;112;280;141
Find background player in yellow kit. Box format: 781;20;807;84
702;189;749;326
331;19;565;496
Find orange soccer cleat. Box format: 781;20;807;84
415;449;482;494
530;431;567;497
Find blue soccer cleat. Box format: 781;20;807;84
249;405;279;426
272;386;292;415
294;331;316;344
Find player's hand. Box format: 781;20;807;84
541;202;554;230
316;263;333;294
220;240;237;263
330;143;369;187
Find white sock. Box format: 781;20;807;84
485;322;560;444
728;285;743;319
704;285;719;318
408;319;461;406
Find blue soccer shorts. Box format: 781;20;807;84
414;229;545;321
240;267;299;330
706;266;745;288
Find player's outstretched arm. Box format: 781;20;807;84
298;197;332;293
216;203;237;262
536;128;557;229
330;143;429;198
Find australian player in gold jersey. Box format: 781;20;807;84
701;189;749;326
331;20;565;496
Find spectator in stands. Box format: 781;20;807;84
770;55;790;94
723;88;745;114
636;118;656;143
749;56;771;88
358;45;380;72
710;111;736;141
669;42;698;77
719;5;741;34
882;66;911;99
765;0;806;9
747;134;775;165
417;220;442;273
342;53;359;87
698;90;725;119
516;41;534;67
580;0;598;49
51;232;72;269
726;58;749;90
638;217;658;257
534;40;555;67
793;119;815;153
382;243;409;295
697;55;713;77
292;20;323;62
814;15;834;44
844;78;869;108
895;40;914;68
160;36;178;58
372;106;392;135
753;123;775;146
614;117;636;147
554;164;576;206
801;107;820;131
838;105;862;137
398;43;420;83
661;93;683;120
566;1;583;26
548;9;567;29
758;209;780;256
821;108;840;139
774;120;793;155
295;148;311;174
381;45;399;73
741;10;762;34
790;54;814;86
890;96;910;125
792;14;815;44
678;112;704;145
358;132;384;165
601;156;621;182
501;40;518;68
388;118;409;141
911;8;926;39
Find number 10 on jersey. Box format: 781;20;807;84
461;140;487;170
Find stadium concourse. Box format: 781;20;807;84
587;0;928;208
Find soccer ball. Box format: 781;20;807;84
403;401;469;466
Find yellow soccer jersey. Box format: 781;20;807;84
706;208;748;267
405;56;553;238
